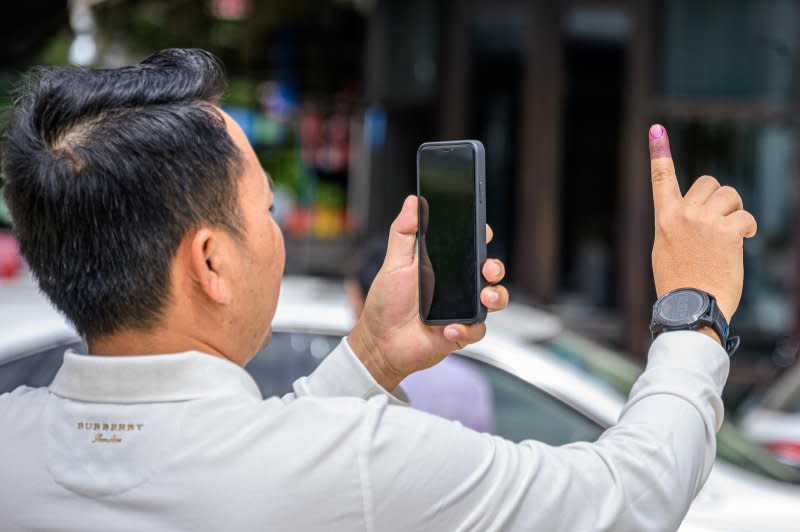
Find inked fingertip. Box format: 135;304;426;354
648;124;672;160
650;124;665;139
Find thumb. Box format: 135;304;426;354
383;195;418;270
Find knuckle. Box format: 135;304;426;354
680;205;698;223
701;208;718;223
655;209;675;232
715;218;732;234
741;212;758;236
652;167;670;183
720;185;742;203
722;221;743;240
696;175;720;188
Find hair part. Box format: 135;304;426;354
2;48;244;340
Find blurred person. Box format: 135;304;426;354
346;237;494;432
0;49;757;531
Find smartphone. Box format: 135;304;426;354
417;140;487;325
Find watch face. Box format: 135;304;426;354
656;290;709;327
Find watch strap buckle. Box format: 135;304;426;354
725;336;741;356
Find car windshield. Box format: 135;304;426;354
540;331;800;484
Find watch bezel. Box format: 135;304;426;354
653;288;711;328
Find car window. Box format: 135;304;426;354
247;331;604;446
247;331;341;397
432;354;604;445
0;340;85;394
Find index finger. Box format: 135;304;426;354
649;124;681;212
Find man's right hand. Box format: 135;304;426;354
347;196;508;392
649;124;757;324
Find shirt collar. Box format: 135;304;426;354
49;350;263;403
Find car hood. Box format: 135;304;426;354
0;274;78;363
683;460;800;531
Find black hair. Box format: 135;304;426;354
1;48;244;340
347;236;388;297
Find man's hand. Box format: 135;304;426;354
347;195;508;391
649;124;757;325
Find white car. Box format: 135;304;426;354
740;361;800;468
3;274;800;531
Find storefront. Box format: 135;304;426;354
362;0;800;378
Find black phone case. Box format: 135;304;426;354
417;140;487;325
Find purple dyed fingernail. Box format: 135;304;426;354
650;124;665;139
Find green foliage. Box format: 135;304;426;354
34;30;72;66
226;79;258;106
316;181;345;208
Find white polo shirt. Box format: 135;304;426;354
0;331;727;531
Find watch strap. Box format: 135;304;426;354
709;297;729;344
709;297;740;355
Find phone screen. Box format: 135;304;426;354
418;144;478;321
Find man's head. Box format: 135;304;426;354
2;48;284;365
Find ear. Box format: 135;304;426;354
189;228;234;305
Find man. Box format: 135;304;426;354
346;237;494;432
0;49;756;531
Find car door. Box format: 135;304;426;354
248;330;605;446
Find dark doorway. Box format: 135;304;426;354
558;39;626;309
467;15;523;283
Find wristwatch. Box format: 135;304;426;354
650;288;740;355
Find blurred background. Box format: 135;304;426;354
2;0;800;438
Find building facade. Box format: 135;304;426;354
362;0;800;373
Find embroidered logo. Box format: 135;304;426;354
76;422;144;444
